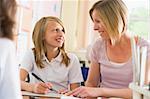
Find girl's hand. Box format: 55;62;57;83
58;88;69;94
32;82;52;94
65;86;100;98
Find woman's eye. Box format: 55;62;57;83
95;20;100;23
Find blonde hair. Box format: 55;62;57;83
89;0;128;45
32;16;70;68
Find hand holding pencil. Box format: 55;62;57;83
32;82;53;94
31;73;58;94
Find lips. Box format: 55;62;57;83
98;31;104;33
98;31;104;35
56;38;64;43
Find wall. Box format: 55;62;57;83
60;0;99;65
61;0;79;52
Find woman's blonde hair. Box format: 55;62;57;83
32;16;70;68
89;0;128;45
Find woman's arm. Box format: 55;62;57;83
66;86;132;99
66;61;132;98
99;87;132;99
85;62;100;87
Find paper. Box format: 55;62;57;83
22;91;62;98
60;95;81;99
22;91;81;99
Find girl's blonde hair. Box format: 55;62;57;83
32;16;70;68
89;0;128;45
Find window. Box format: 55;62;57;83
124;0;150;40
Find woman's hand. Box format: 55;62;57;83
65;86;101;98
32;82;52;94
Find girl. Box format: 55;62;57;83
20;16;83;94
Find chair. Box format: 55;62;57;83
80;60;89;86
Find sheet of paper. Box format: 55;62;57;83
22;91;62;98
60;95;81;99
22;91;81;98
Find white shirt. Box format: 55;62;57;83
0;38;22;99
20;49;83;90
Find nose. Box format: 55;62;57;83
93;23;103;31
93;23;99;31
58;30;65;37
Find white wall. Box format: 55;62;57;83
61;0;79;52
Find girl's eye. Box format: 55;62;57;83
52;28;64;33
55;29;59;32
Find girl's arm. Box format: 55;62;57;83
20;69;34;92
20;69;52;94
70;83;80;90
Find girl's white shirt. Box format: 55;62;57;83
0;38;22;99
20;49;83;90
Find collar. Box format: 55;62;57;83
42;51;62;63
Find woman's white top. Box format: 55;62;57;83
0;38;22;99
20;49;83;90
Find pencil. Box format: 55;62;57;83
31;73;58;92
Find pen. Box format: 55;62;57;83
31;73;58;92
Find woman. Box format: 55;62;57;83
0;0;22;98
20;16;83;94
67;0;150;98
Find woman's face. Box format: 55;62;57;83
92;10;110;40
44;21;65;49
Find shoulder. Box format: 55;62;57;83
25;49;34;55
93;37;104;45
66;53;81;69
67;53;79;61
0;38;14;48
0;38;15;53
91;38;104;52
23;49;35;60
92;38;104;48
